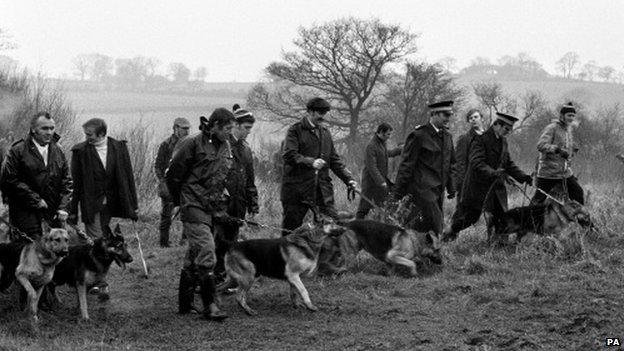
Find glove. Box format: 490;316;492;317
347;180;357;202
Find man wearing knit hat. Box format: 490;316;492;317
213;105;259;282
155;117;191;247
166;108;235;321
442;112;533;242
531;102;584;204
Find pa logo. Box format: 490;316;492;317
606;338;621;347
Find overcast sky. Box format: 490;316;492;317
2;0;623;82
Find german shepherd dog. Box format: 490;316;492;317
486;197;591;244
0;224;70;323
49;224;133;320
218;223;347;316
340;219;442;277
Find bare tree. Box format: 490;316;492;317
169;62;191;83
516;90;548;130
72;54;91;81
248;17;418;152
89;54;113;81
556;51;580;79
0;28;17;51
194;67;208;81
580;61;598;81
598;66;616;82
472;81;517;125
437;56;457;74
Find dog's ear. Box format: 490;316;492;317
114;224;122;237
41;221;52;234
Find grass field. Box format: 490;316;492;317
0;181;623;350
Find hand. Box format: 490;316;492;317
447;192;456;200
312;159;326;170
56;210;68;222
348;180;357;189
37;199;48;210
558;148;570;159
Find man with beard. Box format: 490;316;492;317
392;100;456;236
155;117;191;247
442;112;533;242
531;102;584;204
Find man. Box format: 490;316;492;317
155;117;191;247
531;102;584;204
453;109;484;200
213;105;259;281
0;112;72;239
69;118;138;239
443;112;533;242
356;123;402;219
281;97;357;235
166;108;235;321
392;100;456;235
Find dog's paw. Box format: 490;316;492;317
305;303;318;312
244;308;258;316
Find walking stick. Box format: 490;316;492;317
132;221;149;278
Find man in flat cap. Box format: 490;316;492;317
530;102;584;204
392;100;456;235
281;97;357;234
442;112;533;242
155;117;191;247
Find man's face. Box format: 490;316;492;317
174;123;190;138
493;123;513;138
213;121;234;142
83;126;106;145
233;122;254;140
309;110;329;125
377;130;392;141
562;112;576;126
431;111;453;129
467;111;484;130
31;117;56;146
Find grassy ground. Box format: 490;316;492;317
1;184;623;350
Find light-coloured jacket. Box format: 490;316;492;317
536;120;576;179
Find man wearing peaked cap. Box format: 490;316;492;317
531;101;584;204
392;99;456;236
443;111;533;243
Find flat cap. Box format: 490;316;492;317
495;112;519;126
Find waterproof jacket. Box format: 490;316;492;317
0;135;72;219
165;132;233;224
393;123;456;203
460;127;529;212
155;134;182;180
281;117;353;206
70;137;138;224
225;136;259;218
536;120;576;179
453;128;481;199
360;135;401;210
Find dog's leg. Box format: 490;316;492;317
77;283;89;320
386;251;417;277
285;271;317;311
234;274;257;316
289;282;304;309
16;275;40;323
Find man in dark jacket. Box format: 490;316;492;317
69;118;138;238
356;123;402;219
0;112;72;239
213;105;259;280
281;97;357;235
155;117;190;247
453;109;484;200
392;100;456;235
166;108;234;321
442;112;533;242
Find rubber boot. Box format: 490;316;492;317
178;268;197;314
198;269;227;321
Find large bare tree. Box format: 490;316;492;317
556;51;580;79
248;17;417;152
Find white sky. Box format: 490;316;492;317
2;0;623;81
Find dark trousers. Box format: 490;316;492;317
159;198;175;245
214;222;240;276
355;186;388;219
282;187;339;236
407;198;444;235
9;207;44;240
531;176;584;205
450;197;504;233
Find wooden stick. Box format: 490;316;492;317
132;222;149;278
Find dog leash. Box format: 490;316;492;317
0;215;34;243
352;188;403;227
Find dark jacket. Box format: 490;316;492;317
460;127;529;212
70;137;138;224
155;134;182;180
0;135;72;219
165;132;233;224
393;123;455;203
281;117;354;206
226;136;259;218
360;135;401;209
453;128;481;198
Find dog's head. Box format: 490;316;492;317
547;198;591;226
102;224;133;269
41;222;70;258
410;230;442;265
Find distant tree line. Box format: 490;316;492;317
70;53;209;92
